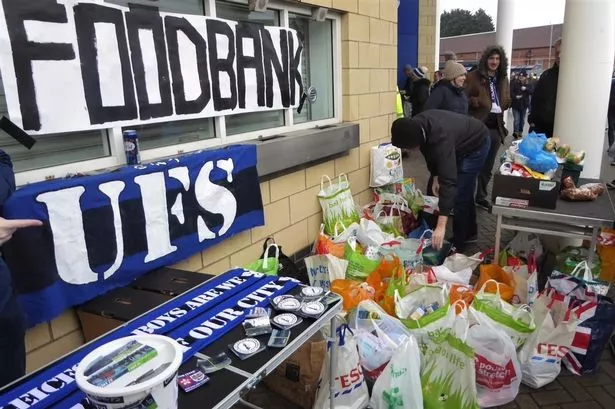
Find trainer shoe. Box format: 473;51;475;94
475;199;491;210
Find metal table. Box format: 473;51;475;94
492;179;615;266
180;299;341;409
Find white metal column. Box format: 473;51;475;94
495;0;515;79
553;0;615;179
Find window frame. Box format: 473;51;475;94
14;0;342;186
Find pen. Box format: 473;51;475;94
84;340;142;376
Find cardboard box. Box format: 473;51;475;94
492;169;562;209
263;333;327;409
76;287;172;342
133;267;212;296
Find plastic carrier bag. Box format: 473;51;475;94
467;321;521;407
318;174;360;236
369;143;403;187
313;325;369;409
370;337;423;409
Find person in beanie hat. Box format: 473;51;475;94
410;66;431;117
465;44;511;210
391;110;490;252
424;61;468;115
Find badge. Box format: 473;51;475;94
277;297;301;311
301;301;325;316
272;295;292;307
301;286;324;298
273;313;298;327
233;338;261;355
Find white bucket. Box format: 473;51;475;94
75;335;183;409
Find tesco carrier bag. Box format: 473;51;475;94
313;325;369;409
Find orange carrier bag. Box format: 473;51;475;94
330;279;375;311
475;264;515;302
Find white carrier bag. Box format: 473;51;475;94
370;143;403;187
313;325;369;409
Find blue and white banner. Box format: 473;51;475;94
0;269;298;409
2;145;264;327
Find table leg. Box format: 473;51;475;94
329;315;337;409
494;214;502;263
588;226;599;266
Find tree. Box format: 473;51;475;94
440;8;495;37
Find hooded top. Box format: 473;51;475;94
424;80;468;115
465;45;511;136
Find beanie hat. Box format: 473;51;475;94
442;61;467;81
391;118;425;149
412;67;425;79
444;50;457;62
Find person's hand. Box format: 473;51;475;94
432;177;440;197
432;224;446;250
0;218;43;244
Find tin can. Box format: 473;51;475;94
123;130;140;165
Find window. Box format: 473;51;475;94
0;77;111;173
107;0;216;150
289;14;334;124
0;0;341;185
215;1;285;136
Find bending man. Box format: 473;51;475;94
391;110;490;252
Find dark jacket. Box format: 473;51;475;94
410;78;431;116
465;45;511;139
403;77;413;101
424;81;469;115
395;110;489;217
0;150;16;315
528;64;559;138
510;79;530;111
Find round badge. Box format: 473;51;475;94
301;301;325;316
277;297;301;311
272;295;291;306
301;286;324;298
233;338;261;355
273;313;298;327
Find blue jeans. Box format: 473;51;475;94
513;108;526;134
453;133;491;250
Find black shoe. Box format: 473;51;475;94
475;199;491;210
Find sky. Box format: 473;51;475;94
440;0;566;29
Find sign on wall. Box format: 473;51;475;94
0;0;304;135
1;144;264;327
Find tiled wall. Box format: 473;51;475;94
22;0;433;374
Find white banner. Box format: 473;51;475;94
0;0;304;134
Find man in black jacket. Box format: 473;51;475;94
391;110;491;252
529;38;562;138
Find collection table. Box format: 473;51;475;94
492;179;615;266
0;282;342;409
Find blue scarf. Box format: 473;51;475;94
488;76;500;107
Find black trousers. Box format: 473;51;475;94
0;293;26;388
476;128;502;202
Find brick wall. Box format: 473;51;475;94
417;0;437;75
22;0;433;374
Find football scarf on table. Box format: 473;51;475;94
0;270;299;409
2;144;264;327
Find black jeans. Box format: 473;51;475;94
0;293;26;388
476;128;502;203
454;133;491;250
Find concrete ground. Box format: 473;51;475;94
237;113;615;408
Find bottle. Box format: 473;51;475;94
123;130;140;165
